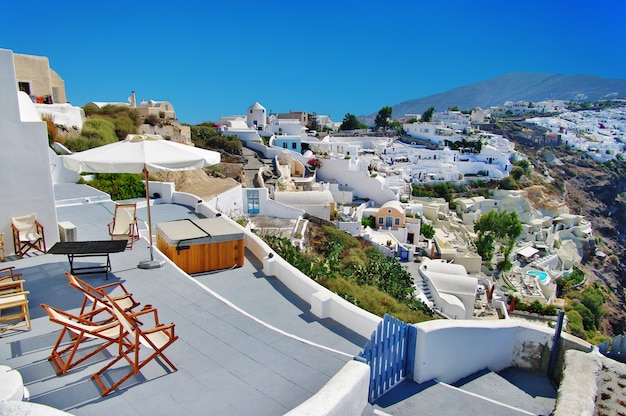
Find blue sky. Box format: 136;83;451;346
3;0;625;125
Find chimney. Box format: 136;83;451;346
130;91;137;108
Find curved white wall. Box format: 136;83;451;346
284;360;370;416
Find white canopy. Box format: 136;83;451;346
517;245;539;258
62;134;221;269
63;134;220;174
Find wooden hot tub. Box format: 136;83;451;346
156;217;244;274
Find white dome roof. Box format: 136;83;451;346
249;101;265;110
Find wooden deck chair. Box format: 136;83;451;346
0;279;26;296
0;266;23;283
41;304;126;376
11;214;46;258
66;272;140;322
108;203;139;249
92;294;178;396
0;290;31;333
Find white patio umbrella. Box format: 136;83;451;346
63;134;221;269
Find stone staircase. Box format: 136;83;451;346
372;368;557;416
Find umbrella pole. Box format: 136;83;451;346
144;168;154;261
138;167;165;269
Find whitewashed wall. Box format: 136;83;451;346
316;158;397;206
285;360;370;416
411;319;590;384
0;49;59;255
34;103;83;130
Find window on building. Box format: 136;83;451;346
247;190;260;214
18;82;31;95
378;217;384;225
395;218;400;226
292;143;296;149
283;143;287;148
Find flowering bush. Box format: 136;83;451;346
308;158;321;169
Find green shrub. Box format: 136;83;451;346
323;225;359;250
263;228;434;324
112;115;139;140
324;277;433;323
499;176;519;190
145;114;159;126
420;223;435;239
362;216;376;228
64;137;106;152
572;303;596;331
80;173;146;201
565;309;588;340
81;117;118;144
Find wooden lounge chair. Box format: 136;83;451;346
11;214;46;258
107;203;139;249
0;290;31;333
0;279;26;296
65;272;140;321
92;294;178;396
41;304;126;375
0;266;22;283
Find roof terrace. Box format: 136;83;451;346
0;183;598;416
0;184;365;415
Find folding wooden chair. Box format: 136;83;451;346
0;266;22;283
108;203;140;249
41;304;126;375
11;214;46;258
0;279;26;296
0;290;31;333
65;272;141;321
92;294;178;396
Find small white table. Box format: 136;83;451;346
0;365;25;401
0;400;74;415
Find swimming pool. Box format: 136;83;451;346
528;269;550;285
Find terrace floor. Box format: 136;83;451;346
0;184;366;415
1;183;559;416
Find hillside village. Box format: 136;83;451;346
213;100;626;325
12;50;626;336
3;49;626;415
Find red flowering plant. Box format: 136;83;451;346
307;158;322;169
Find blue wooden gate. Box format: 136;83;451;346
599;333;626;364
358;314;416;403
398;245;409;262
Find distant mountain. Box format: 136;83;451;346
391;72;626;118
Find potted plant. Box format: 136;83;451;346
308;158;322;170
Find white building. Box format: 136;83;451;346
418;258;478;319
433;110;470;131
247;101;267;130
0;49;59;256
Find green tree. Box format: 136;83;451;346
375;106;393;130
474;210;498;263
420;222;435;239
474;210;522;269
510;166;525;181
191;124;242;154
421;106;435;122
340;113;361;131
499;176;519;190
